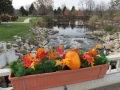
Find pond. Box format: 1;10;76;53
48;23;103;50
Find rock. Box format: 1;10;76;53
43;40;49;46
13;35;18;39
63;35;69;38
104;44;111;50
114;43;120;49
7;43;11;46
75;39;83;43
16;39;22;42
98;44;104;49
30;44;35;49
12;43;18;47
17;49;28;55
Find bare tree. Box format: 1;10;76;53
78;0;87;14
78;0;95;15
94;1;107;17
25;4;30;11
111;0;120;8
86;0;95;15
33;0;54;15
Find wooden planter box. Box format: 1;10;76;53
9;64;109;90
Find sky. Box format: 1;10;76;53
12;0;111;10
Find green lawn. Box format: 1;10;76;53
16;17;29;22
15;16;42;22
0;16;42;41
0;23;31;41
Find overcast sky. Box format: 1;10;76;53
12;0;111;9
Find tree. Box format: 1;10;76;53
63;6;66;15
71;6;75;12
78;0;88;15
34;0;54;15
54;9;57;15
86;0;95;15
57;7;61;15
25;4;30;11
71;6;76;15
19;6;28;16
0;0;14;14
94;2;107;17
29;3;36;15
111;0;120;7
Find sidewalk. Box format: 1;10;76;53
91;83;120;90
1;18;31;24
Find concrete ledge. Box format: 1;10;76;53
0;69;11;77
1;72;120;90
46;72;120;90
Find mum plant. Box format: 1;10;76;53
8;44;109;77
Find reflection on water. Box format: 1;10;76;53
53;25;89;38
47;20;103;50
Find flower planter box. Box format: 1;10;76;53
9;64;109;90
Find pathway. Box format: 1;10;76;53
23;18;31;23
1;18;31;24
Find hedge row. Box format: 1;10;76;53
0;15;18;22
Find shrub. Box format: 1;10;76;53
0;15;10;22
104;25;114;32
88;15;99;26
11;16;18;21
42;16;54;23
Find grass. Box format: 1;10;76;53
16;17;29;22
0;16;43;41
14;16;42;22
0;23;31;41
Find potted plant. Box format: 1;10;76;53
8;44;109;90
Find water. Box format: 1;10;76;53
53;26;88;37
46;19;102;50
50;25;102;50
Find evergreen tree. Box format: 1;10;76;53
19;6;28;16
0;0;14;14
63;6;66;15
57;7;61;15
29;3;36;15
54;9;57;15
71;6;75;12
71;6;76;16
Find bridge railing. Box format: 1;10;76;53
106;54;120;74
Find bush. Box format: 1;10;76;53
88;15;99;26
11;16;18;21
0;15;10;22
104;25;114;32
38;15;54;28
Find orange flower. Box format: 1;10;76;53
48;50;58;60
35;47;47;59
22;53;39;69
25;53;32;61
36;47;44;56
88;44;100;56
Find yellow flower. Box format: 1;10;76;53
55;60;62;66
